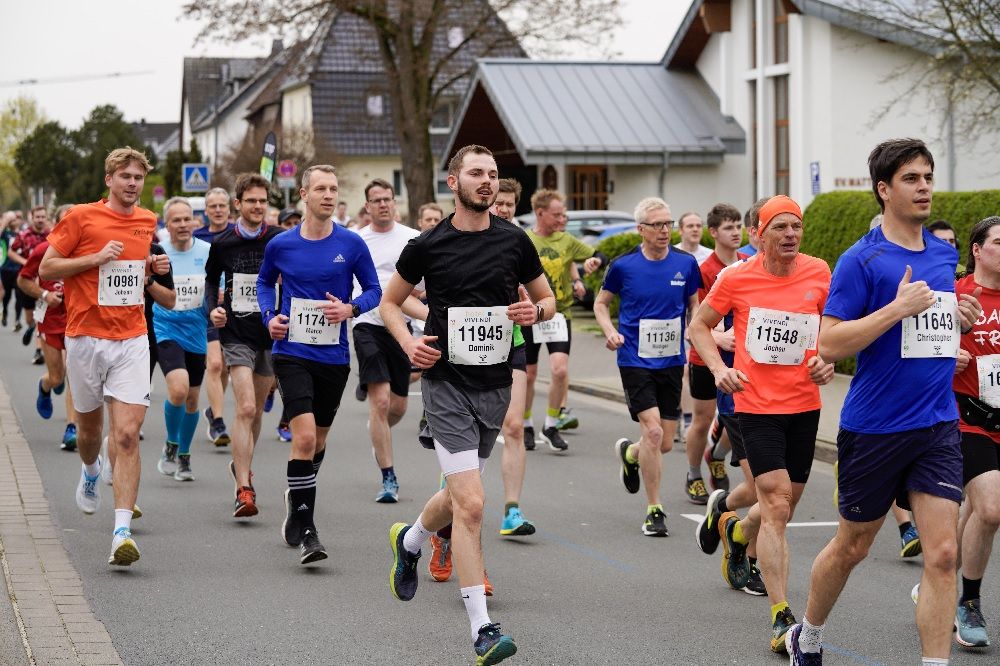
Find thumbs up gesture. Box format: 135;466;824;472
322;292;354;324
893;264;935;319
958;286;983;333
506;285;537;325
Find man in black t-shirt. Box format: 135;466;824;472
380;145;554;665
205;173;283;519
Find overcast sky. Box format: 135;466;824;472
0;0;690;128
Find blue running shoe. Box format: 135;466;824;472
36;380;53;419
956;599;990;647
500;506;535;536
53;381;65;395
276;423;291;442
900;524;921;558
786;623;823;665
389;522;420;601
263;388;275;413
376;473;399;503
474;623;517;665
61;423;77;451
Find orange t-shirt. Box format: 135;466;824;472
46;201;157;340
704;253;831;414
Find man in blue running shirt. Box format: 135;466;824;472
787;139;983;665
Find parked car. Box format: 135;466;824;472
516;209;634;237
581;221;639;246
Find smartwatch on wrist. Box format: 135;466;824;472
351;303;361;318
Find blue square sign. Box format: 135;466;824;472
182;163;210;193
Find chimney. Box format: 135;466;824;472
271;39;284;56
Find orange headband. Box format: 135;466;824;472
758;195;803;234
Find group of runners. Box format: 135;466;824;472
6;136;997;665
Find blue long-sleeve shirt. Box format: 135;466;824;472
257;224;381;364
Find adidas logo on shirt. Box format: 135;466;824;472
333;254;346;263
670;271;686;286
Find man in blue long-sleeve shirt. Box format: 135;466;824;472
257;164;380;565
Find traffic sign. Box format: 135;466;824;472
182;163;210;193
277;177;297;190
810;161;821;196
277;160;297;178
152;185;166;204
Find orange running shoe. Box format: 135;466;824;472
428;534;452;581
484;570;494;597
234;487;258;517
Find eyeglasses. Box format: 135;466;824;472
240;198;268;206
368;197;394;205
640;221;673;231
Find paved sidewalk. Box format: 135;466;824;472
0;378;122;666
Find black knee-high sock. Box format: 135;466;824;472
312;449;326;475
288;459;317;531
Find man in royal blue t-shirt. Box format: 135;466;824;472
786;139;983;665
594;196;700;537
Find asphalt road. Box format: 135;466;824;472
1;333;997;665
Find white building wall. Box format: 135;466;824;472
607;165;660;214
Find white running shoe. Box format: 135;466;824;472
100;437;113;485
76;459;102;514
108;528;140;566
911;582;920;605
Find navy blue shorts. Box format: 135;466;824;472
836;420;963;522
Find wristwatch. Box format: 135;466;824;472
351;303;361;318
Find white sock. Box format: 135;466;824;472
799;617;824;654
84;459;101;478
461;585;491;640
402;516;433;555
922;659;948;665
544;414;558;429
114;508;132;533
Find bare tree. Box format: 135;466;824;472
181;0;621;221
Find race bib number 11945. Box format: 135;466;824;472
447;307;512;366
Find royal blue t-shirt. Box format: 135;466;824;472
601;246;701;369
257;224;380;365
716;309;737;416
153;238;211;353
825;226;959;434
738;243;757;257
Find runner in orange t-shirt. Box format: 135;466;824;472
38;147;169;568
689;195;834;654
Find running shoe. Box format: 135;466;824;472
955;599;990;647
696;489;726;555
719;511;751;589
31;348;43;365
474;623;517;666
263;387;275;413
1;314;6;327
389;522;420;601
173;454;194;481
100;437;113;485
541;426;568;452
234;487;258;517
499;506;535;536
523;425;536;452
157;442;178;476
703;448;730;492
35;380;52;419
743;563;767;596
53;381;64;395
616;438;640;494
205;407;231;447
484;570;494;597
132;505;142;519
911;583;920;605
555;407;579;430
21;323;35;346
376;473;399;503
642;507;669;537
900;524;921;558
12;322;21;332
299;528;328;565
75;460;101;514
428;534;452;581
276;423;291;442
108;527;140;567
771;607;797;653
686;476;709;504
60;423;77;452
282;488;303;547
355;383;367;402
785;623;823;665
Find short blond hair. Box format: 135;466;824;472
633;197;670;225
530;188;563;213
301;164;337;190
104;146;151;176
418;202;443;219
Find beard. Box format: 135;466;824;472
456;182;495;213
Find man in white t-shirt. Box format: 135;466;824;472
333;201;351;227
353;178;420;503
674;212;713;265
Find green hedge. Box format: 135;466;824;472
801;190;1000;269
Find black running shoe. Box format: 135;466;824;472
282;488;302;546
21;323;35;346
642;507;669;537
355;383;367;401
615;438;640;494
389;522;420;601
686;475;709;504
474;623;517;665
31;348;43;365
541;426;568;452
771;607;797;653
523;426;536;451
299;529;328;564
743;563;767;596
696;489;726;555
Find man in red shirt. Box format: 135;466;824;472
10;206;50;357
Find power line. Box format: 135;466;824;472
0;70;155;88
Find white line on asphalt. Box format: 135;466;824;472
680;513;838;527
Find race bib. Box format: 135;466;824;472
288;297;340;345
231;273;260;313
901;291;959;359
638;318;682;358
173;275;204;311
745;307;819;365
977;355;1000;408
98;260;144;306
531;312;569;343
447;307;513;366
35;297;47;324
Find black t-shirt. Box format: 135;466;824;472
144;243;174;336
205;225;283;349
396;213;544;390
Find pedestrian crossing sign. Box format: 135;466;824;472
182;163;210;192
